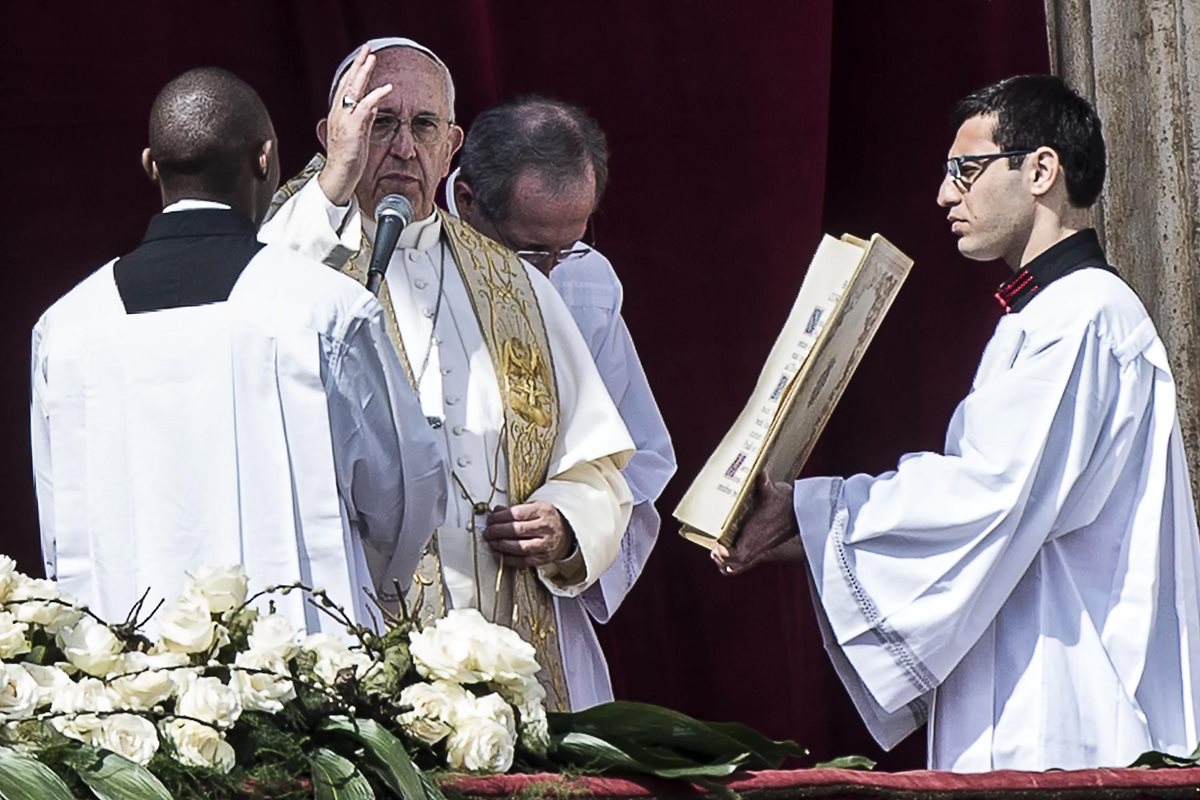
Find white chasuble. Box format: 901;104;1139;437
261;172;635;709
31;238;445;635
795;269;1200;771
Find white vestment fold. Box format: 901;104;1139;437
261;183;636;708
31;220;446;634
795;268;1200;771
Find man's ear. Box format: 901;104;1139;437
447;124;465;159
316;118;329;150
256;140;274;180
1029;146;1061;198
453;180;475;216
141;148;159;184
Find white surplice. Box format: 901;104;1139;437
31;204;446;634
260;182;635;709
795;268;1200;771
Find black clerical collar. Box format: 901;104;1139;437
994;229;1117;314
141;208;258;244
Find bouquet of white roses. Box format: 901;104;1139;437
0;555;554;799
0;554;805;800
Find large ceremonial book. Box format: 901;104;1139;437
674;233;913;549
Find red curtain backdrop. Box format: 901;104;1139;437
0;0;1048;769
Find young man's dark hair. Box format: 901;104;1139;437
457;95;608;222
950;74;1105;208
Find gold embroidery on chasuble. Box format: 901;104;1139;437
442;216;569;711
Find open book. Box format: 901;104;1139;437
674;233;913;548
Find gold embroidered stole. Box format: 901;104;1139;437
268;158;570;709
441;217;570;712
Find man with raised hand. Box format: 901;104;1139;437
713;75;1200;771
31;67;445;633
261;40;634;711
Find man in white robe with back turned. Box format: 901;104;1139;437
445;95;676;705
31;68;446;633
261;40;634;710
713;75;1200;771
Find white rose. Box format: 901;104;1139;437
95;714;159;765
445;715;515;772
51;676;114;715
175;675;242;729
478;627;541;686
109;652;184;711
231;651;295;714
21;663;72;709
396;681;471;746
57;617;123;677
467;693;516;738
408;625;481;685
160;719;235;773
50;677;114;744
246;614;297;660
0;663;40;721
0;555;17;602
0;611;31;659
300;633;372;685
183;566;248;615
157;596;218;654
8;576;82;633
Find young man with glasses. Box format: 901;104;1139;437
712;74;1200;771
446;96;677;701
261;40;636;714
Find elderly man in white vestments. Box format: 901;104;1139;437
445;95;677;705
30;68;446;635
713;75;1200;771
260;40;635;711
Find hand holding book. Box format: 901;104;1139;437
710;473;803;576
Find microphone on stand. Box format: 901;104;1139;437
365;194;415;296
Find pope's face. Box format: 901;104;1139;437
937;114;1034;268
355;48;462;220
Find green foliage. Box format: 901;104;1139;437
321;717;436;799
309;748;374;800
813;754;877;770
547;701;806;780
0;746;77;800
1129;742;1200;769
62;747;173;800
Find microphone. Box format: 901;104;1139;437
365;194;415;296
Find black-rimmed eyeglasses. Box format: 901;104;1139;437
943;150;1034;190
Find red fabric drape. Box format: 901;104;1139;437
0;0;1048;769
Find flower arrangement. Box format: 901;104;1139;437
0;555;805;799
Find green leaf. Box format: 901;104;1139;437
309;747;375;800
1129;749;1200;769
0;746;76;800
549;701;804;774
814;754;877;770
320;717;430;799
68;748;174;800
556;732;741;779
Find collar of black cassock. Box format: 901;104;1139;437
140;208;258;243
994;228;1117;314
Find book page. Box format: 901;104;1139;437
675;235;865;542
